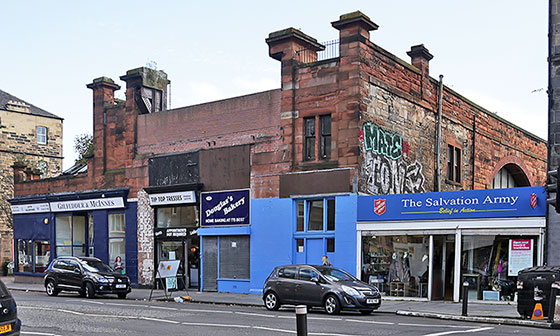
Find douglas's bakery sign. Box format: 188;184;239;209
358;186;545;222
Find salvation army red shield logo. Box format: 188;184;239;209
374;199;386;215
530;193;537;209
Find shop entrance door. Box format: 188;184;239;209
186;236;200;289
431;235;455;300
157;241;186;290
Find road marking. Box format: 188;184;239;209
345;318;394;325
149;306;179;311
399;323;475;329
181;308;233;314
22;333;62;336
252;326;295;333
139;317;180;324
309;333;355;336
421;327;495;336
181;322;250;328
57;309;84;316
308;316;342;321
235;311;276;318
277;315;296;319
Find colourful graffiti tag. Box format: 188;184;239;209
362;122;403;160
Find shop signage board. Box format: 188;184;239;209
508;239;534;275
155;227;198;238
200;189;250;226
10;202;50;214
149;191;196;206
50;197;125;212
358;186;546;222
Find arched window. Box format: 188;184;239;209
491;164;530;189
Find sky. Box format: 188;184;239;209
0;1;548;169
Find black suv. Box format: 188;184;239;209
0;279;21;335
44;257;131;299
263;265;381;315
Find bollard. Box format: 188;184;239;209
548;282;559;323
462;281;469;317
296;305;308;336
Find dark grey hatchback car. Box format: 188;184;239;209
263;265;381;315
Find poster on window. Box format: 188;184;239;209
508;239;533;276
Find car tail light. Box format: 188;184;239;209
517;281;523;290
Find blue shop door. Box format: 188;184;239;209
306;239;323;265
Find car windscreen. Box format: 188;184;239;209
80;260;113;273
316;267;356;282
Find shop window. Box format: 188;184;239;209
295;198;335;232
34;241;50;273
219;236;250;280
17;240;32;272
461;235;537;302
109;213;126;270
37;126;47;144
296;201;304;232
327;238;335;253
304;117;316;161
447;145;461;183
362;235;429;298
296;239;304;253
88;215;94;256
56;215;86;257
157;205;198;228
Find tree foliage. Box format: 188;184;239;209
74;133;93;164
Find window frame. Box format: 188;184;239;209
108;212;126;270
303;114;332;162
37;126;47;144
447;144;462;184
294;198;336;233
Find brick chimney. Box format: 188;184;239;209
86;77;120;177
407;44;433;99
119;67;170;115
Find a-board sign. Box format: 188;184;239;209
156;260;180;278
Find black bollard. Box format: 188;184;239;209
548;281;559;323
462;281;469;317
296;305;308;336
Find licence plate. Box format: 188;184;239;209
0;324;12;334
115;284;127;289
366;299;379;304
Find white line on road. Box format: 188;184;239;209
235;311;277;318
308;316;342;321
399;323;476;329
421;327;495;336
139;316;180;324
181;321;250;328
345;318;394;325
180;308;233;314
252;326;295;333
22;332;62;336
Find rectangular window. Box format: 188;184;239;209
55;215;87;258
219;235;250;279
327;199;335;231
308;200;324;231
37;126;47;144
17;239;32;272
447;145;461;183
304;117;316;161
319;115;331;159
296;239;304;253
296;201;304;232
326;238;335;253
88;215;94;256
34;241;50;273
157;205;198;228
109;213;126;270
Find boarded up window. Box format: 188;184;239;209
219;235;250;279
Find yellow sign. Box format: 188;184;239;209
531;303;544;320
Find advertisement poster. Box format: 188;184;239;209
508;239;533;276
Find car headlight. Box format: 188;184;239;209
342;285;361;296
94;275;109;283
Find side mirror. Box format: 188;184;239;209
73;268;82;274
311;276;319;283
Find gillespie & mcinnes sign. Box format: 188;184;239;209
358;186;545;222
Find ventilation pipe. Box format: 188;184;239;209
436;75;444;191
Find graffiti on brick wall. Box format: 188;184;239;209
137;190;154;285
360;123;425;194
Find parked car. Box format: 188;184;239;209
263;265;381;315
0;279;21;335
44;256;131;299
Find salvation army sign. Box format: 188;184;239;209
201;189;250;226
357;186;546;222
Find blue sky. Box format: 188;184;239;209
1;1;547;169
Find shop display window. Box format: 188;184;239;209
17;239;32;272
17;239;50;273
461;235;538;302
157;205;198;228
55;215;88;257
362;235;429;298
109;213;126;269
34;241;50;273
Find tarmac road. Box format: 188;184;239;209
12;291;559;336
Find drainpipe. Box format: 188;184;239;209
472;115;476;190
291;61;297;170
436;75;444;191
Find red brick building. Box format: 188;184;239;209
11;11;546;286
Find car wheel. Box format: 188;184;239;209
264;291;280;311
84;282;96;299
117;293;127;299
46;280;59;296
360;309;373;315
324;295;340;315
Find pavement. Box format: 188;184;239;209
2;276;558;329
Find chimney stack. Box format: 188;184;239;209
407;44;434;99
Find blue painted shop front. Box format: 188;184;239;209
9;189;139;285
198;193;358;294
